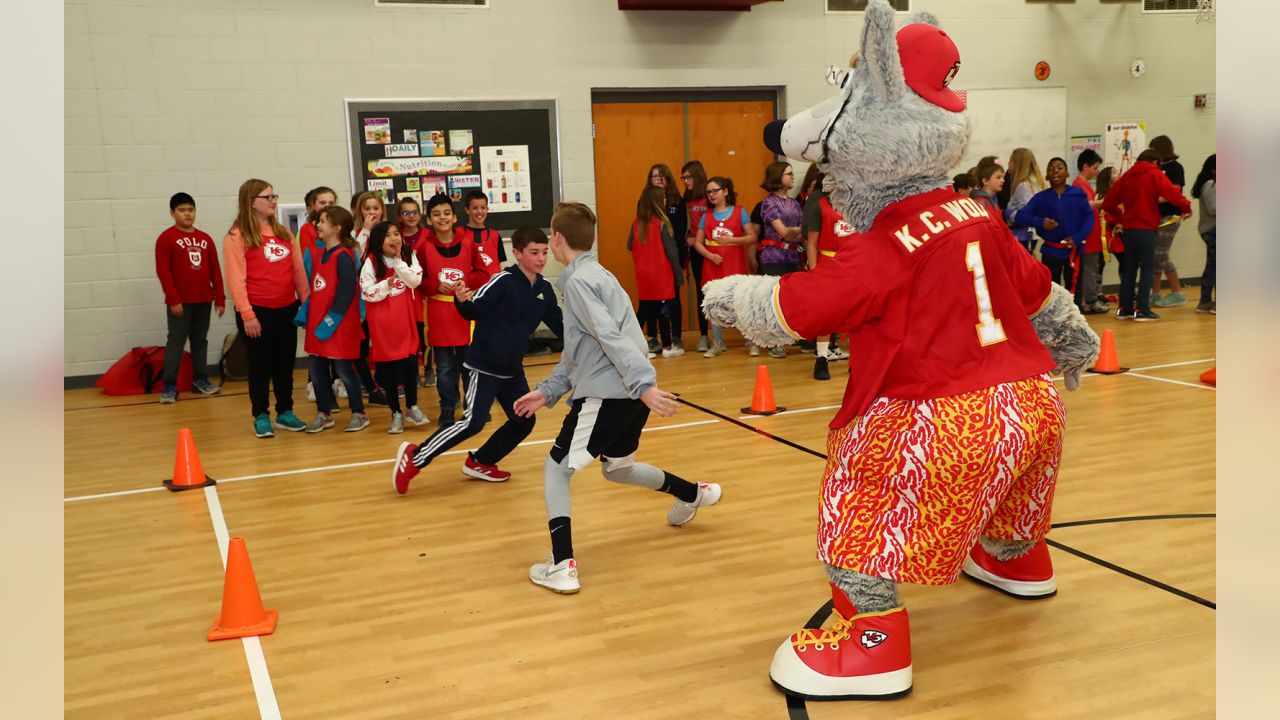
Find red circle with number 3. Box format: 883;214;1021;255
1034;61;1051;81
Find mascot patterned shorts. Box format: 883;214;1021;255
818;374;1065;585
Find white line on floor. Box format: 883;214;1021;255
1125;372;1217;391
64;419;721;503
737;404;841;421
204;486;281;720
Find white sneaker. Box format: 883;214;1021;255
747;343;760;357
661;346;685;358
826;347;850;361
405;405;430;426
529;556;580;594
333;380;348;399
306;381;316;402
668;482;722;526
703;342;725;359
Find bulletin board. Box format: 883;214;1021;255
344;98;562;231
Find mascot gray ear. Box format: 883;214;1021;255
904;9;941;27
859;0;906;103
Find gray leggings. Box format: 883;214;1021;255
1154;220;1179;274
543;453;665;519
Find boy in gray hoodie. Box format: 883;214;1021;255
513;202;721;594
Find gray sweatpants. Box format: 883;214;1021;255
163;302;212;384
543;453;665;520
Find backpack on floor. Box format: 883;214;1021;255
220;330;250;382
95;346;193;396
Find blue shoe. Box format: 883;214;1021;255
254;414;274;438
159;385;178;404
274;410;307;432
192;378;221;395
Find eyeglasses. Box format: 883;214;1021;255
256;194;279;202
706;187;724;194
400;210;419;217
680;175;692;180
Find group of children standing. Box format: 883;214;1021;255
626;159;851;381
951;135;1213;322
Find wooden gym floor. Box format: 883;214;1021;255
64;307;1215;719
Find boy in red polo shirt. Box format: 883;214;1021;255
154;192;225;403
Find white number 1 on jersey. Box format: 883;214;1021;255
965;242;1007;346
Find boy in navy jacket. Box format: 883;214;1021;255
393;227;563;491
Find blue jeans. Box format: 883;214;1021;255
433;345;470;414
1200;229;1216;305
1118;228;1157;313
309;355;363;415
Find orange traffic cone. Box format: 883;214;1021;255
742;364;786;415
1200;367;1216;386
1087;328;1128;375
208;536;279;642
163;427;216;491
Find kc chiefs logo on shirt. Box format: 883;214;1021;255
437;268;464;285
711;224;733;240
313;273;327;291
387;277;406;296
263;240;290;263
833;220;855;237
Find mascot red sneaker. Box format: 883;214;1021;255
702;0;1099;701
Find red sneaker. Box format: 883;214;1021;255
962;539;1057;598
392;442;421;495
769;585;912;700
461;453;511;482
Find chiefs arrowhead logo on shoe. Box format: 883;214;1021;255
769;606;912;700
860;629;888;648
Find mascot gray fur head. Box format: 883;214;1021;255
763;0;969;232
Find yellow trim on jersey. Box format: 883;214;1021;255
430;294;455;303
820;250;837;257
706;240;729;247
772;283;804;340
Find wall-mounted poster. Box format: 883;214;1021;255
398;190;422;210
368;156;474;178
367;178;394;203
405;177;420;192
479;145;533;213
364;117;390;144
385;143;419;158
422;176;448;199
1069;135;1103;183
425;130;447;156
448;174;482;202
1104;122;1146;177
449;129;474;157
403;129;418;143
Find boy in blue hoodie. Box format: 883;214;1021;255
1015;157;1095;290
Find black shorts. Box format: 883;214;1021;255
549;397;650;470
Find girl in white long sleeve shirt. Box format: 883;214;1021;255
360;222;428;433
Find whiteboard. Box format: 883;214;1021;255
955;87;1067;176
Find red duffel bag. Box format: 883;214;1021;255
95;346;193;396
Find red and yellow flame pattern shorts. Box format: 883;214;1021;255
817;374;1065;586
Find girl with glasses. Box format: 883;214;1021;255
693;177;756;357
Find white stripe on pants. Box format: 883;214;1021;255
413;368;481;465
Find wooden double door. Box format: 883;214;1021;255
591;94;777;333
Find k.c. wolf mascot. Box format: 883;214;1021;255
702;0;1099;701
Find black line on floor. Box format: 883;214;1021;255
672;395;1217;718
1052;513;1215;529
674;397;828;460
1045;538;1215;609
